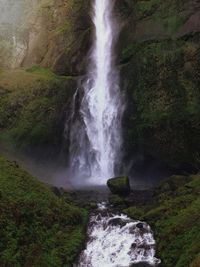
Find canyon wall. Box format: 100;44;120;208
1;0;200;172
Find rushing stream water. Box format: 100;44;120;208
76;203;160;267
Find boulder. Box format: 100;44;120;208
107;176;131;195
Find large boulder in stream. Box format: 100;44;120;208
107;176;131;196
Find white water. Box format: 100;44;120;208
68;0;124;184
77;203;161;267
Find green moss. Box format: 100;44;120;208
123;206;145;221
135;0;160;15
0;156;88;266
161;15;187;35
108;194;126;207
122;38;200;167
133;0;188;36
0;69;75;151
124;174;200;267
26;66;58;78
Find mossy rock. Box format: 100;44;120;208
107;176;131;196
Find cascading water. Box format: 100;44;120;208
76;203;161;267
68;0;124;184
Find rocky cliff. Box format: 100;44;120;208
117;0;200;172
0;0;90;75
1;0;200;174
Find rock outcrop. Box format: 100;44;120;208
0;0;91;75
117;0;200;172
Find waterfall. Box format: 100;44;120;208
68;0;124;184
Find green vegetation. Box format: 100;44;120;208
118;0;200;170
0;68;76;151
121;38;200;168
0;156;88;266
124;174;200;267
134;0;188;35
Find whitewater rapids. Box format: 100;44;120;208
76;203;161;267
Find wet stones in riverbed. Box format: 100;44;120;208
136;222;145;229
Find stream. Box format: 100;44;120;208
76;203;161;267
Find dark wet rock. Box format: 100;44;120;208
136;223;144;229
138;243;155;251
107;176;131;195
108;218;128;227
63;189;109;209
131;243;137;249
131;263;152;267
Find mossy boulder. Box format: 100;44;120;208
107;176;131;196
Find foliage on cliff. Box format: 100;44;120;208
118;0;200;170
0;156;87;266
124;174;200;267
0;67;75;152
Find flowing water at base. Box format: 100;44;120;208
76;203;161;267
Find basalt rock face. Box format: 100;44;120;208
22;0;91;76
0;0;91;75
117;0;200;172
1;0;200;174
0;0;91;156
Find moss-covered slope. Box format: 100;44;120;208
0;67;76;153
124;174;200;267
0;156;87;266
